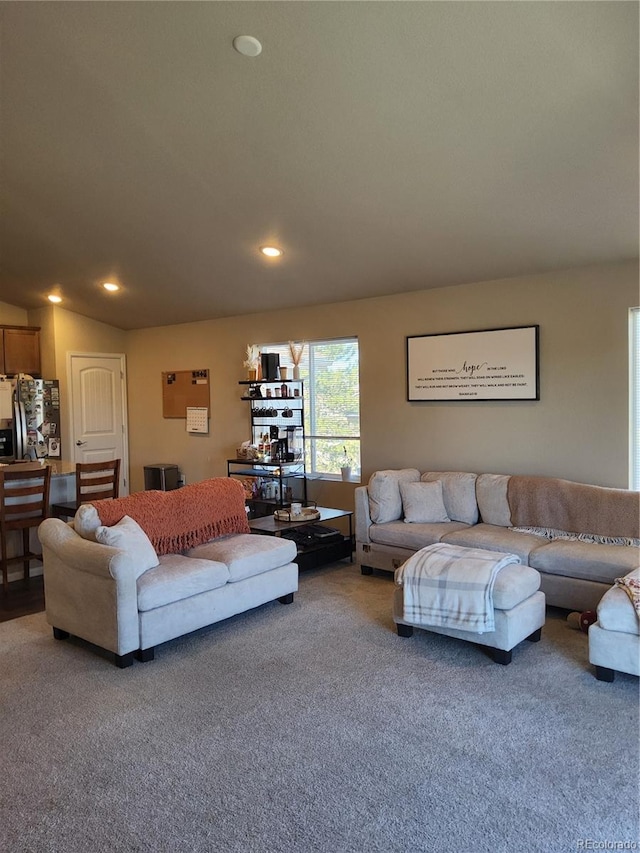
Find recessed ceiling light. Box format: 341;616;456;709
47;294;62;304
103;282;119;292
260;246;283;258
233;35;262;57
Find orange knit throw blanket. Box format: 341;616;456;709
90;478;250;555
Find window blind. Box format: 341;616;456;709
630;308;640;489
260;338;360;477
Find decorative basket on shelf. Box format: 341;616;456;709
274;507;321;522
236;444;259;460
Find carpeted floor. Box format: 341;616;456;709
1;562;638;853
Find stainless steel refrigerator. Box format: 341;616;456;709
12;377;61;460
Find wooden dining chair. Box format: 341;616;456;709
0;463;52;594
50;459;121;520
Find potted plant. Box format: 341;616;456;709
288;341;305;380
243;345;260;381
340;446;352;482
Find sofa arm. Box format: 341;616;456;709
38;518;140;657
355;486;372;544
39;518;138;581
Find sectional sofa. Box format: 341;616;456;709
355;470;640;612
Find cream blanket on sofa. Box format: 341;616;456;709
395;543;521;634
508;476;639;539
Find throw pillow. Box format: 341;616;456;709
368;469;421;524
73;503;101;541
421;471;479;524
475;473;512;527
400;480;451;524
95;515;159;572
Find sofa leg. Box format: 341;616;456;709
114;652;134;669
52;627;70;641
526;628;542;643
136;647;155;663
360;565;373;576
396;623;413;638
595;665;615;682
278;592;294;605
492;648;512;665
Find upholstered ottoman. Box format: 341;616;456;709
393;552;546;665
588;569;640;682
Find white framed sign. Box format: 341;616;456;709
407;325;540;402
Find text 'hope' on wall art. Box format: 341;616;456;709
406;325;540;402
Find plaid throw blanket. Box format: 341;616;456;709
395;543;521;634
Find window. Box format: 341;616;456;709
630;307;640;489
260;338;360;478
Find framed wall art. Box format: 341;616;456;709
407;325;539;402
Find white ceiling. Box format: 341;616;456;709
1;1;637;331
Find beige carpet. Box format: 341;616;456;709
1;562;638;853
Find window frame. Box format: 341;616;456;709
259;337;361;480
630;307;640;489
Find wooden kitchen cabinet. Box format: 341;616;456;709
0;326;41;377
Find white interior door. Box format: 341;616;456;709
69;353;129;495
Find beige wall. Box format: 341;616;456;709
46;305;127;361
27;306;56;378
49;308;127;460
27;306;127;461
4;260;636;498
0;300;29;325
126;261;638;498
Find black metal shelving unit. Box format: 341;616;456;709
229;379;307;518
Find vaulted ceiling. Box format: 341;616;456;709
1;1;637;330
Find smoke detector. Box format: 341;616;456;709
233;36;262;58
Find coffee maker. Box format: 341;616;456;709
271;437;288;462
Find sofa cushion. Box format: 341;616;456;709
596;582;640;636
476;474;512;527
370;520;470;550
441;523;545;564
368;469;420;524
421;472;479;525
528;540;640;586
95;515;159;577
187;533;297;582
137;554;230;611
493;564;541;611
400;480;450;524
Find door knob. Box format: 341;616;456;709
76;440;87;446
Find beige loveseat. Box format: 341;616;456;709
39;478;298;667
355;470;639;612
